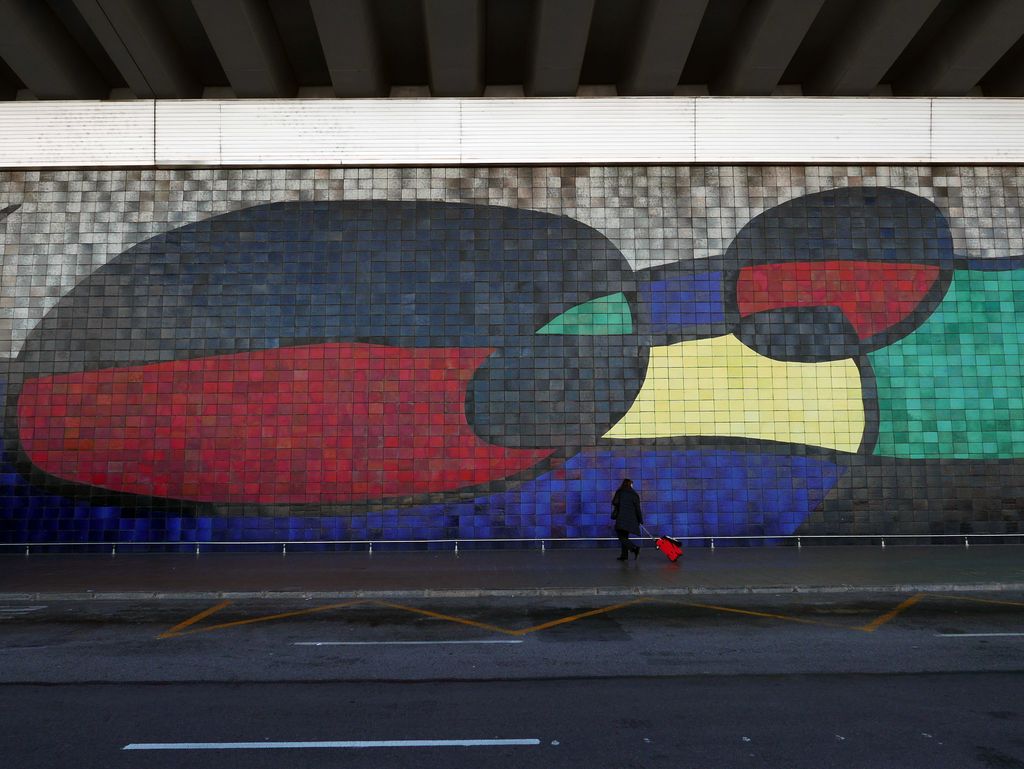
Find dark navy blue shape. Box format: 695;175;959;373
16;201;635;375
466;336;649;447
726;187;956;267
735;306;863;362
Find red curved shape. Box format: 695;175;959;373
736;261;941;339
17;343;554;505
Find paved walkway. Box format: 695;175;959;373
1;544;1022;599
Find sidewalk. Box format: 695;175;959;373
1;544;1022;599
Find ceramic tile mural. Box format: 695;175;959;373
2;167;1024;545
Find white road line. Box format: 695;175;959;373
0;606;46;614
936;632;1024;638
293;639;523;646
123;739;541;750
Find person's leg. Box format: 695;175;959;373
616;529;629;560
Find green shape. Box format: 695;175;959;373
870;269;1024;459
536;292;633;335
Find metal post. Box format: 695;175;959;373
797;537;802;549
195;543;200;556
282;543;287;556
24;544;29;557
710;538;715;550
111;544;117;557
540;540;546;554
881;538;886;548
454;540;459;556
964;536;970;548
368;541;374;555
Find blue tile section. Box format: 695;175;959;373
640;272;725;332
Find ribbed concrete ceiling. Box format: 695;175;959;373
0;0;1022;101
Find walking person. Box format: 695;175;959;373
611;478;642;561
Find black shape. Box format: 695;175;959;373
725;187;956;267
734;306;861;362
16;200;634;376
801;454;1024;539
0;203;20;222
466;336;648;449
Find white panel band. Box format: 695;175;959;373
694;98;932;163
0;101;154;167
931;99;1024;163
1;97;1023;167
460;98;694;163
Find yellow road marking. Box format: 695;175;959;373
511;599;649;635
668;600;858;630
931;594;1024;608
858;593;925;632
160;589;1010;640
370;601;520;636
161;600;366;639
157;600;232;639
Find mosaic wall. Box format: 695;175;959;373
2;166;1024;545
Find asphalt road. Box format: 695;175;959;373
1;593;1023;768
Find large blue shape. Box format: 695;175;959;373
497;448;845;544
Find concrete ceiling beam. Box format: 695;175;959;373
309;0;385;97
619;0;707;96
714;0;825;96
191;0;295;98
526;0;595;96
895;0;1024;96
809;0;939;95
983;42;1024;96
71;0;199;98
0;0;107;98
422;0;484;97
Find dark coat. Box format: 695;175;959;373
611;487;642;535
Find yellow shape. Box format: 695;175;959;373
604;335;864;452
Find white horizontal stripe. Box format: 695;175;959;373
2;97;1024;166
694;98;930;162
931;99;1024;163
461;98;693;163
0;101;152;167
294;639;523;646
123;739;541;750
936;632;1024;638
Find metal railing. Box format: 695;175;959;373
1;532;1021;556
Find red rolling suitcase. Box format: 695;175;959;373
641;525;683;562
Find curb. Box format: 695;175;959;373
1;582;1022;601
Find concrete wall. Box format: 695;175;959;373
2;165;1024;545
